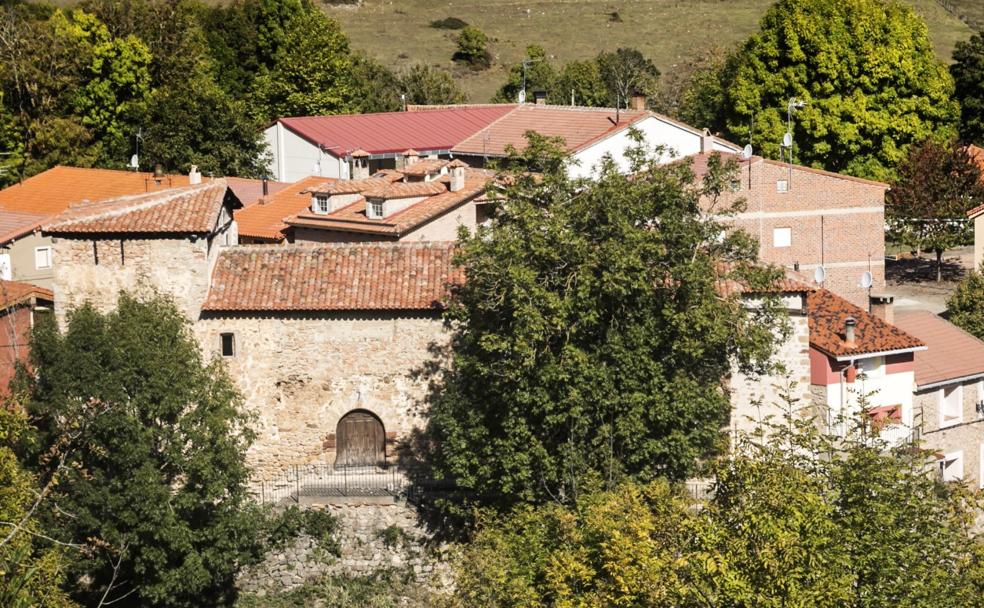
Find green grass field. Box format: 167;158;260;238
325;0;974;103
943;0;984;30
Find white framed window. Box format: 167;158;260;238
34;246;52;269
940;451;963;482
940;384;963;427
313;194;330;215
776;179;789;193
220;333;235;357
772;227;792;248
367;199;384;219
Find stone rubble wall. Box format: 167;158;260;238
239;500;449;595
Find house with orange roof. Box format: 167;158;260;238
895;309;984;487
0;165;283;289
0;279;53;392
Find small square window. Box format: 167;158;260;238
367;200;384;219
776;179;789;193
34;246;52;269
940;385;962;427
313;195;330;215
220;333;235;357
773;227;792;248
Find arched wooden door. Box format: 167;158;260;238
335;410;385;468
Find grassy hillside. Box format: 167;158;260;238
326;0;974;103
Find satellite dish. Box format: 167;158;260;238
814;265;826;285
782;132;793;148
129;154;139;169
518;89;527;104
860;271;873;289
740;144;753;160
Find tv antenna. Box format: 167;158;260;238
860;271;873;290
129;128;143;171
519;57;543;104
740;144;753;161
814;265;826;286
783;98;806;188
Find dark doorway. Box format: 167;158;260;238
335;410;385;468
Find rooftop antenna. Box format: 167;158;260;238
860;271;873;291
519;57;543;104
814;265;826;286
129;128;143;171
740;143;753;189
400;94;407;112
783;98;806;188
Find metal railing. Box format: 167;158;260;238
257;464;412;505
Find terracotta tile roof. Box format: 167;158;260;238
452;104;650;157
278;105;516;155
894;310;984;388
0;279;53;309
236;176;332;241
401;159;450;177
286;174;490;237
309;176;393;195
362;181;448;199
225;177;290;208
807;289;924;358
0;166;191;217
202;242;462;312
43;181;237;235
716;274;813;298
0;209;48;244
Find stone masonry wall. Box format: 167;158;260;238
195;313;449;478
730;313;812;441
239;500;448;595
51;236;213;324
915;382;984;488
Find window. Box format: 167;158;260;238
313;194;330;215
940;385;963;427
977;381;984;418
939;451;963;482
367;199;384;219
772;227;792;248
220;333;235;357
776;179;789;193
34;246;52;269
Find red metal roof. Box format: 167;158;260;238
279;105;517;156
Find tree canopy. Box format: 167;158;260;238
946;267;984;340
424;135;786;507
706;0;958;181
20;294;263;608
952;31;984;146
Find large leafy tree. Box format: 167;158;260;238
946;268;984;340
554;59;609;107
492;44;557;103
21;294;263;608
952;31;984;146
596;47;660;108
252;10;356;120
886;137;984;282
715;0;958;181
425;136;784;506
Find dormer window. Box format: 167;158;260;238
313;194;330;215
367;199;384;219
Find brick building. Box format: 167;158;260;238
0;279;52;392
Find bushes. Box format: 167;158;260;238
453;26;491;70
430;16;468;30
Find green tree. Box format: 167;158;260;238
22;294;263;608
717;0;958;181
349;52;403;113
952;31;984;145
398;64;467;106
492;44;556;103
425;137;784;507
252;11;356;119
666;46;729;128
453;25;491;70
0;407;76;608
946;267;984;340
554;59;608;107
140;66;269;176
596;47;660;108
886;137;984;282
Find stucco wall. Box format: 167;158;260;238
51;236;213;324
915;380;984;488
195;313;449;478
729;312;813;440
265;122;348;183
3;233;55;289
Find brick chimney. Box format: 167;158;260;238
448;160;467;192
844;317;857;347
533;90;547;105
188;165;201;185
629;92;647;111
868;293;894;325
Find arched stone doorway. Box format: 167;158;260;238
335;409;385;468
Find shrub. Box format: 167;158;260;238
453;26;491;70
430;16;468;30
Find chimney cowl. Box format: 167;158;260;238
844;317;857;346
153;163;165;180
262;177;269;196
189;165;201;185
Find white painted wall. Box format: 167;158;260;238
822;366;915;446
263;122;349;182
569;116;738;179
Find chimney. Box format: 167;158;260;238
844;317;857;347
262;177;269;196
449;160;466;192
700;129;714;154
351;149;370;180
189;165;201;185
629;92;647;111
403;149;419;167
533;90;547;105
153;163;165;183
868;293;894;325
